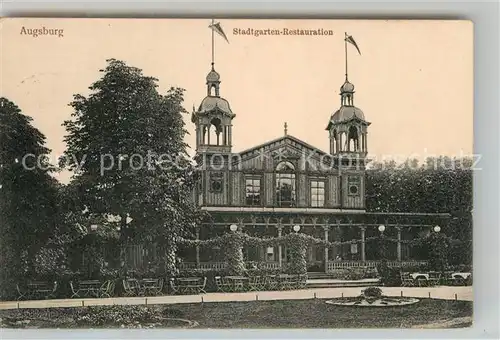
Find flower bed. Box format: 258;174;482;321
0;306;198;329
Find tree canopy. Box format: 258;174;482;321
60;59;204;275
0;97;60;295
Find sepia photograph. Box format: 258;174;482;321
0;18;473;330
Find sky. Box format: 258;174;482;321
1;18;473;183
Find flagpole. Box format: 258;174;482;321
344;32;348;81
211;19;215;68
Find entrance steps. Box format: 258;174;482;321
306;272;380;288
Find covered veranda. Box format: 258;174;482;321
179;211;450;273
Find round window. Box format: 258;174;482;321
211;181;222;192
349;185;358;195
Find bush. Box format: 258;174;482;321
362;287;382;298
376;262;401;287
327;267;379;280
74;306;163;327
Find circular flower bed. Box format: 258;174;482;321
326;288;420;307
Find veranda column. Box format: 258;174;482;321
360;226;366;262
396;226;402;261
195;227;200;267
323;226;329;273
277;225;283;268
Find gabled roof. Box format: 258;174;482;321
236;134;330;161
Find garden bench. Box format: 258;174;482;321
17;281;58;300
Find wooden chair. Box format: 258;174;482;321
99;280;115;298
248;276;262;291
400;272;415;287
197;277;207;294
169;278;179;294
428;272;441;286
215;276;231;292
297;274;308;289
142;278;164;296
265;275;279;290
123;279;141;297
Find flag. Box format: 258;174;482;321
209;21;229;43
345;34;361;55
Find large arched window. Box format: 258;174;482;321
275;161;296;207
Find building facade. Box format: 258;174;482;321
185;62;448;273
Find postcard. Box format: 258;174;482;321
0;18;473;329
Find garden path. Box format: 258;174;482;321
0;286;472;310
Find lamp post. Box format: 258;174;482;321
431;225;446;272
378;225;386;261
293;225;301;233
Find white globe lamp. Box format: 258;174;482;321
293;225;301;233
229;224;238;232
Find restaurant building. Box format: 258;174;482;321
181;57;449;274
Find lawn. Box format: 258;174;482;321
0;298;472;329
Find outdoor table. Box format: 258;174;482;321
224;276;249;292
410;273;429;287
72;280;102;298
451;272;471;286
17;281;58;300
176;277;203;294
452;272;471;280
140;278;163;296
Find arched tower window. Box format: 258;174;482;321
209;117;223;146
275;161;296;207
347;125;360;152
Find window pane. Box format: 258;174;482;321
245;177;261;205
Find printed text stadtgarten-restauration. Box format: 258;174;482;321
233;28;334;37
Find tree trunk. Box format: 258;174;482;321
158;234;178;278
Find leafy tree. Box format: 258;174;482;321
0;97;59;297
366;157;473;265
60;59;204;276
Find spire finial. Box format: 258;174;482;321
284;122;288;136
344;32;348;81
211;19;215;66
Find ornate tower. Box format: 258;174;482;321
191;62;235;156
325;33;370;209
326;78;370;160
